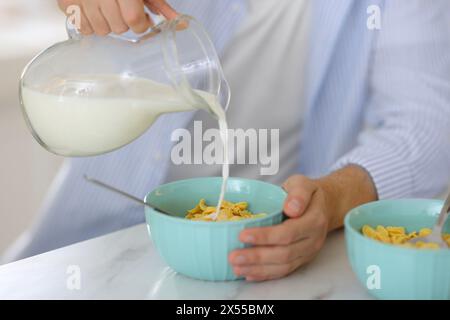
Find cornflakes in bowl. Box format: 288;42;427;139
144;177;286;281
186;199;266;221
345;199;450;299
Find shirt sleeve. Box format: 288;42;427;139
331;0;450;199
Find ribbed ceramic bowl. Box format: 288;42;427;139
345;199;450;300
144;177;286;281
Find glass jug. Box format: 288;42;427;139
19;15;230;157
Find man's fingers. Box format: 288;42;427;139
239;218;310;246
145;0;178;20
82;0;111;35
69;9;94;35
78;11;94;35
229;239;312;266
282;175;317;218
233;255;312;281
100;0;129;34
61;0;177;36
118;0;153;33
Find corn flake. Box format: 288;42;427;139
361;224;449;249
186;199;266;222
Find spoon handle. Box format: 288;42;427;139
84;175;171;215
436;192;450;230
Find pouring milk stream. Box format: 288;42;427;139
19;15;230;219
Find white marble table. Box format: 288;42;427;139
0;225;372;300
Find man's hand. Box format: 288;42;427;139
229;165;377;281
57;0;178;35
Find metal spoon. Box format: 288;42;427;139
409;192;450;248
84;175;173;216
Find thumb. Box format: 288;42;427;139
282;178;317;218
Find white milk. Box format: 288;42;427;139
22;75;213;156
205;101;229;220
22;74;229;219
216;116;229;220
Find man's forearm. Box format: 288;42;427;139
316;165;378;231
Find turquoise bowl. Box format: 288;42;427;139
345;199;450;300
144;177;286;281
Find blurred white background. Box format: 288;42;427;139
0;0;66;256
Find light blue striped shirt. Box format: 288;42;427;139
5;0;450;261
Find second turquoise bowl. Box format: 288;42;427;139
345;199;450;300
144;177;286;281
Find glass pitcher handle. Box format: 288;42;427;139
66;14;82;40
